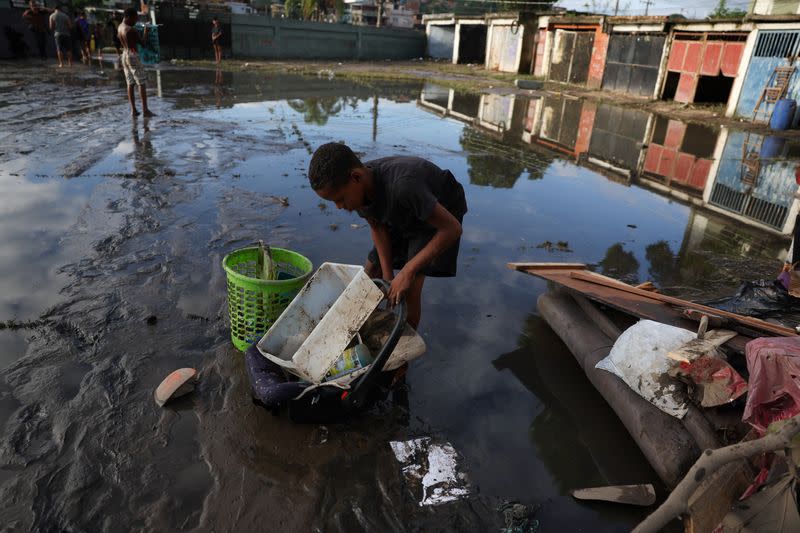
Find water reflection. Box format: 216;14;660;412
287;97;344;126
416;83;800;299
493;313;658;493
420;83;800;242
599;243;640;284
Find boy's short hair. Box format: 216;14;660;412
124;7;137;18
308;142;363;191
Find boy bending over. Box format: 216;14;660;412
308;143;467;328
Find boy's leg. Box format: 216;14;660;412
127;84;138;115
139;84;154;117
405;273;425;329
364;258;382;279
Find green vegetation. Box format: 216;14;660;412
708;0;747;19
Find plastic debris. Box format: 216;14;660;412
743;337;800;433
707;280;800;318
596;320;694;418
389;437;469;506
669;356;748;407
154;368;197;407
498;500;540;533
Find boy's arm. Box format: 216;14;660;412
388;202;462;304
367;217;394;282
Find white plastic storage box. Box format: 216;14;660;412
256;263;385;383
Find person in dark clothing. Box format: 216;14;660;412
75;11;90;63
22;1;51;60
308;142;467;329
211;16;222;64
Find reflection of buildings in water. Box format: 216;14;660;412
418;82;450;115
705;129;800;235
586;104;650;178
640;116;717;195
418;86;552;188
477;93;516;134
419;84;799;238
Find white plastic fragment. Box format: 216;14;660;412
389;437;469;506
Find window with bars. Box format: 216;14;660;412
754;31;800;58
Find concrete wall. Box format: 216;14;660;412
427;24;455;59
587;29;609;89
751;0;800;15
231;15;425;60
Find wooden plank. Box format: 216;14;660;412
700;41;723;76
570;270;796;337
511;264;796;344
643;144;664;174
507;262;587;271
667;40;687;72
721;42;744;78
684;459;754;533
683;41;703;73
675;72;698;104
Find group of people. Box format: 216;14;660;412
21;1;122;68
20;4;226;119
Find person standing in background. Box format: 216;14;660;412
22;1;51;61
118;7;154;117
211;17;222;65
49;5;72;67
75;11;90;64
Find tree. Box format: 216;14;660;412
708;0;747;19
287;98;344;125
284;0;302;19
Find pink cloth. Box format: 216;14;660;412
743;337;800;433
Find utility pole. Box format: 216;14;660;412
614;0;619;16
376;1;382;28
372;94;378;142
642;0;653;16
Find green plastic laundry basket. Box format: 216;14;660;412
222;246;313;351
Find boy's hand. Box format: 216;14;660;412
388;267;415;305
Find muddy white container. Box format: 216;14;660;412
256;263;385;383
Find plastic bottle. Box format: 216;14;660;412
325;343;373;381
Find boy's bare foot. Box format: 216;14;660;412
132;109;140;117
143;110;156;118
57;63;63;68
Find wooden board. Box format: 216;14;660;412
508;263;796;344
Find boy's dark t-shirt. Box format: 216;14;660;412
358;156;467;236
357;156;467;277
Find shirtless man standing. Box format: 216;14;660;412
118;8;154;118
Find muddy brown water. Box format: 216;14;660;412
0;62;797;531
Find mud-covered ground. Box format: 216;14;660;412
0;61;793;532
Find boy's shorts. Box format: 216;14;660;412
367;215;464;278
54;33;70;54
121;50;146;87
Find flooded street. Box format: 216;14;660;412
0;62;797;531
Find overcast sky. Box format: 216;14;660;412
552;0;752;19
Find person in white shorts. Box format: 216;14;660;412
117;7;154;118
